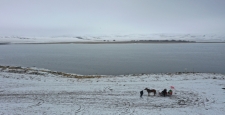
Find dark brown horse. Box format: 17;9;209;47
144;88;156;96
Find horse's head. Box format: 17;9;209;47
144;88;148;90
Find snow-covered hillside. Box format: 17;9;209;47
0;34;225;43
0;66;225;115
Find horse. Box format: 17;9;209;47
144;88;156;96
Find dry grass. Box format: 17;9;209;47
0;65;103;79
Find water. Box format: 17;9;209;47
0;43;224;75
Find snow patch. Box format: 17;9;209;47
0;66;225;114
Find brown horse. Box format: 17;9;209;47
144;88;156;96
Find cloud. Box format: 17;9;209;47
0;0;225;36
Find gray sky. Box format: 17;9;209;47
0;0;225;36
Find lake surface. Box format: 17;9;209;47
0;43;224;75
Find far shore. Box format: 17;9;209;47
9;41;225;44
2;39;225;45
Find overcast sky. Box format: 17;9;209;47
0;0;225;36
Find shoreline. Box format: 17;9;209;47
2;41;225;45
0;65;222;77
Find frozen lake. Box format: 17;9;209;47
0;43;224;75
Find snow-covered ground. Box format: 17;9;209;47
0;66;225;115
1;33;225;43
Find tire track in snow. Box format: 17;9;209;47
74;104;85;115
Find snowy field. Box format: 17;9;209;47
0;66;225;115
1;33;225;43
